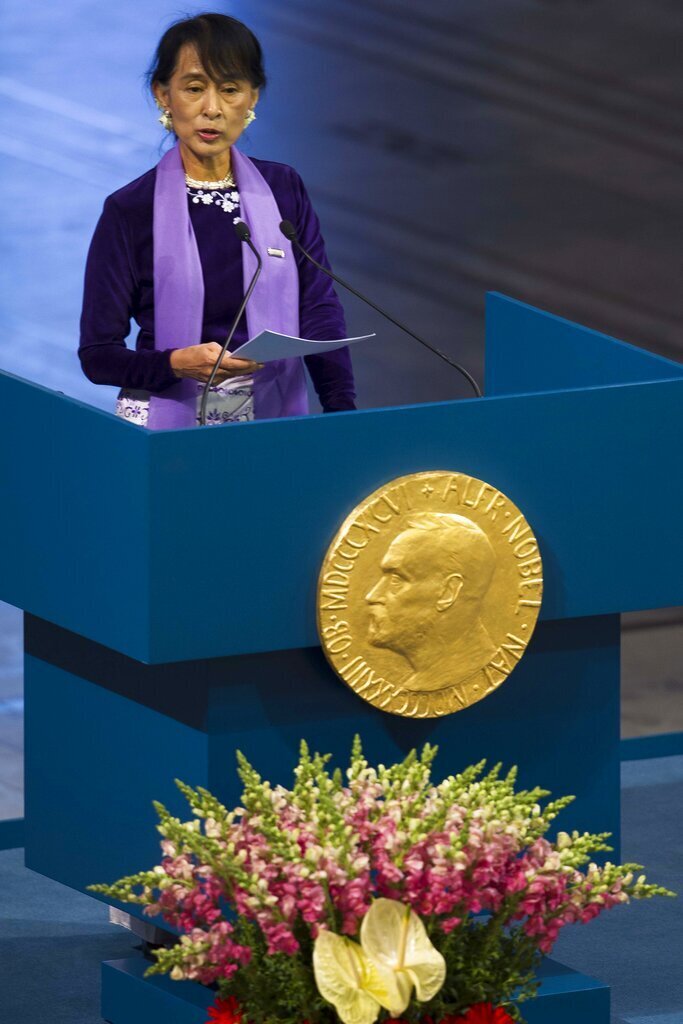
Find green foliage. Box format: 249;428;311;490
420;920;541;1024
227;920;336;1024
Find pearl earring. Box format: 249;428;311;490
244;108;256;127
158;108;173;132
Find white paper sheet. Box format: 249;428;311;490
232;330;376;363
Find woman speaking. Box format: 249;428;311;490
78;13;356;429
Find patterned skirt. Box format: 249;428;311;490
115;376;254;427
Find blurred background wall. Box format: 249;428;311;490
1;0;682;818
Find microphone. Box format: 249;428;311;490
279;220;482;398
199;221;263;426
234;220;251;245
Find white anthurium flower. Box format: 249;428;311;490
360;899;447;1011
313;929;403;1024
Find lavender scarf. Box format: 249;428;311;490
148;143;308;430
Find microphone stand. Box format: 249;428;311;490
279;219;482;399
199;222;262;427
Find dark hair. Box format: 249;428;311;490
147;12;266;91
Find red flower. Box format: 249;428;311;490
206;996;243;1024
441;1005;515;1024
204;1000;514;1024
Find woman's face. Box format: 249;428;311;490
153;43;258;170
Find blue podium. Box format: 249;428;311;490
3;292;683;1023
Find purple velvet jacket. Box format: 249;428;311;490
78;158;356;412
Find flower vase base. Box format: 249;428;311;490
101;955;610;1024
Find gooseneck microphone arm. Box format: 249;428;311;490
279;220;482;399
199;221;262;427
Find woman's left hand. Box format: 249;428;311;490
170;343;263;383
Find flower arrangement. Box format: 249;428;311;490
90;739;673;1024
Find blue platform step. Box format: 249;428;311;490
102;954;609;1024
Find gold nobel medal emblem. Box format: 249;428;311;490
317;472;543;718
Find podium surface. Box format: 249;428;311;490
3;292;683;1024
2;294;683;665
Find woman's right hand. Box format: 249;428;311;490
170;343;264;384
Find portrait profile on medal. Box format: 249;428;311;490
364;512;498;692
318;471;543;718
